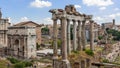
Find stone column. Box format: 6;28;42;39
81;60;86;68
90;20;94;51
11;37;13;56
73;20;77;51
61;17;70;68
52;19;58;68
24;37;27;59
81;20;86;51
77;21;82;51
53;19;58;58
67;19;71;55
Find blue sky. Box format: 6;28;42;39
0;0;120;25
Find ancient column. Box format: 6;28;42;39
77;21;82;51
53;19;58;58
81;20;86;51
81;60;86;68
67;19;71;55
24;37;27;59
73;20;77;51
61;17;70;68
52;19;58;68
90;20;94;51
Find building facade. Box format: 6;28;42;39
14;21;42;45
85;22;100;41
0;9;10;47
7;26;36;59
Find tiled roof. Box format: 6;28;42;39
14;21;41;26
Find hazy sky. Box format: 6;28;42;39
0;0;120;25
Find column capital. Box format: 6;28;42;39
89;20;94;23
78;20;82;23
82;19;87;22
52;18;58;21
67;19;72;22
72;19;77;22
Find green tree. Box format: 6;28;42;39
98;36;103;40
41;27;49;35
106;29;120;40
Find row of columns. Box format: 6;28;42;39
52;17;94;68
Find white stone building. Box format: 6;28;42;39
0;9;10;47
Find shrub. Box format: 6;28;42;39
36;43;41;50
98;36;103;40
102;59;109;63
72;50;79;54
7;57;19;64
85;49;94;56
22;61;33;67
14;62;25;68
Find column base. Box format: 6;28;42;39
62;59;71;68
53;56;58;68
53;56;58;59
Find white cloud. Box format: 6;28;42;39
20;17;29;22
75;5;81;9
114;8;119;11
7;17;11;22
30;0;52;8
108;12;120;19
83;0;114;7
94;13;120;24
94;16;104;21
99;7;106;10
42;17;52;24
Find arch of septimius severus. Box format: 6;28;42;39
49;5;95;68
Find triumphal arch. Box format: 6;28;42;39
49;5;95;68
7;26;36;59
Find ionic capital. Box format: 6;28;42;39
52;18;58;21
90;20;94;23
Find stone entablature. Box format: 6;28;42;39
7;26;36;35
7;26;36;59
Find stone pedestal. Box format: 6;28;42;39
62;60;71;68
81;60;86;68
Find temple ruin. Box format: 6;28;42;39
49;5;95;68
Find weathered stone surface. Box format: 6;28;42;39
67;19;71;55
49;5;94;68
81;20;86;51
77;21;82;51
73;20;77;51
7;26;36;59
90;20;94;51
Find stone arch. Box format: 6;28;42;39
14;39;19;57
15;39;19;45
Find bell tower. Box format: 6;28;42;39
0;8;2;19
